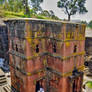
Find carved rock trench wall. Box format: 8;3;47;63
0;19;9;64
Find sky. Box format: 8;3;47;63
41;0;92;22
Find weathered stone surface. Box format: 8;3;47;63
0;18;6;26
0;19;9;64
86;86;92;92
6;18;86;92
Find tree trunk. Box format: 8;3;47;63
68;14;71;21
24;0;30;15
25;0;28;14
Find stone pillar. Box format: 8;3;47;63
25;76;35;92
61;77;70;92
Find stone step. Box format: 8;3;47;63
3;85;11;92
0;77;6;81
0;79;7;83
0;74;5;78
0;81;7;86
0;75;7;86
6;85;11;91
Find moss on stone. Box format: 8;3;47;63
86;81;92;89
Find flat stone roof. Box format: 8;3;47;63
3;18;85;25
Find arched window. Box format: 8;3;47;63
53;44;56;53
16;44;18;51
74;45;77;53
36;45;39;53
12;40;14;50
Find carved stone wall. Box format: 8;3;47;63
0;19;9;64
6;18;86;92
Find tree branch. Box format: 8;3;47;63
65;6;69;15
70;0;77;15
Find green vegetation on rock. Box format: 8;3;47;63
86;81;92;89
0;0;60;20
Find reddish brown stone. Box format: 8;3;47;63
7;19;86;92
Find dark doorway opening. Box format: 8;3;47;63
36;81;40;92
72;80;76;92
72;79;78;92
16;44;18;51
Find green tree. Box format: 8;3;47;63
30;0;43;13
40;10;60;20
0;0;30;15
40;10;50;17
49;10;54;17
23;0;30;15
0;0;5;5
3;0;9;10
13;0;24;12
7;0;14;11
7;0;23;12
88;21;92;28
49;10;60;20
81;21;87;25
2;0;24;12
57;0;88;21
0;0;9;9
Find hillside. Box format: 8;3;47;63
0;7;60;21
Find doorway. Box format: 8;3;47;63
36;81;40;92
72;80;76;92
72;78;78;92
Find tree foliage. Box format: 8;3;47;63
1;0;24;12
0;0;43;15
22;0;30;15
81;21;87;25
30;0;43;13
40;10;60;20
0;0;5;5
8;0;23;12
0;0;60;20
88;21;92;29
57;0;88;21
40;10;50;17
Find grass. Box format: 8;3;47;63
4;11;27;18
0;7;61;21
86;81;92;88
0;7;54;20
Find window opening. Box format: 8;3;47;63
76;24;78;28
36;45;39;53
72;80;76;92
12;40;14;50
74;45;77;53
53;44;56;53
16;44;18;51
